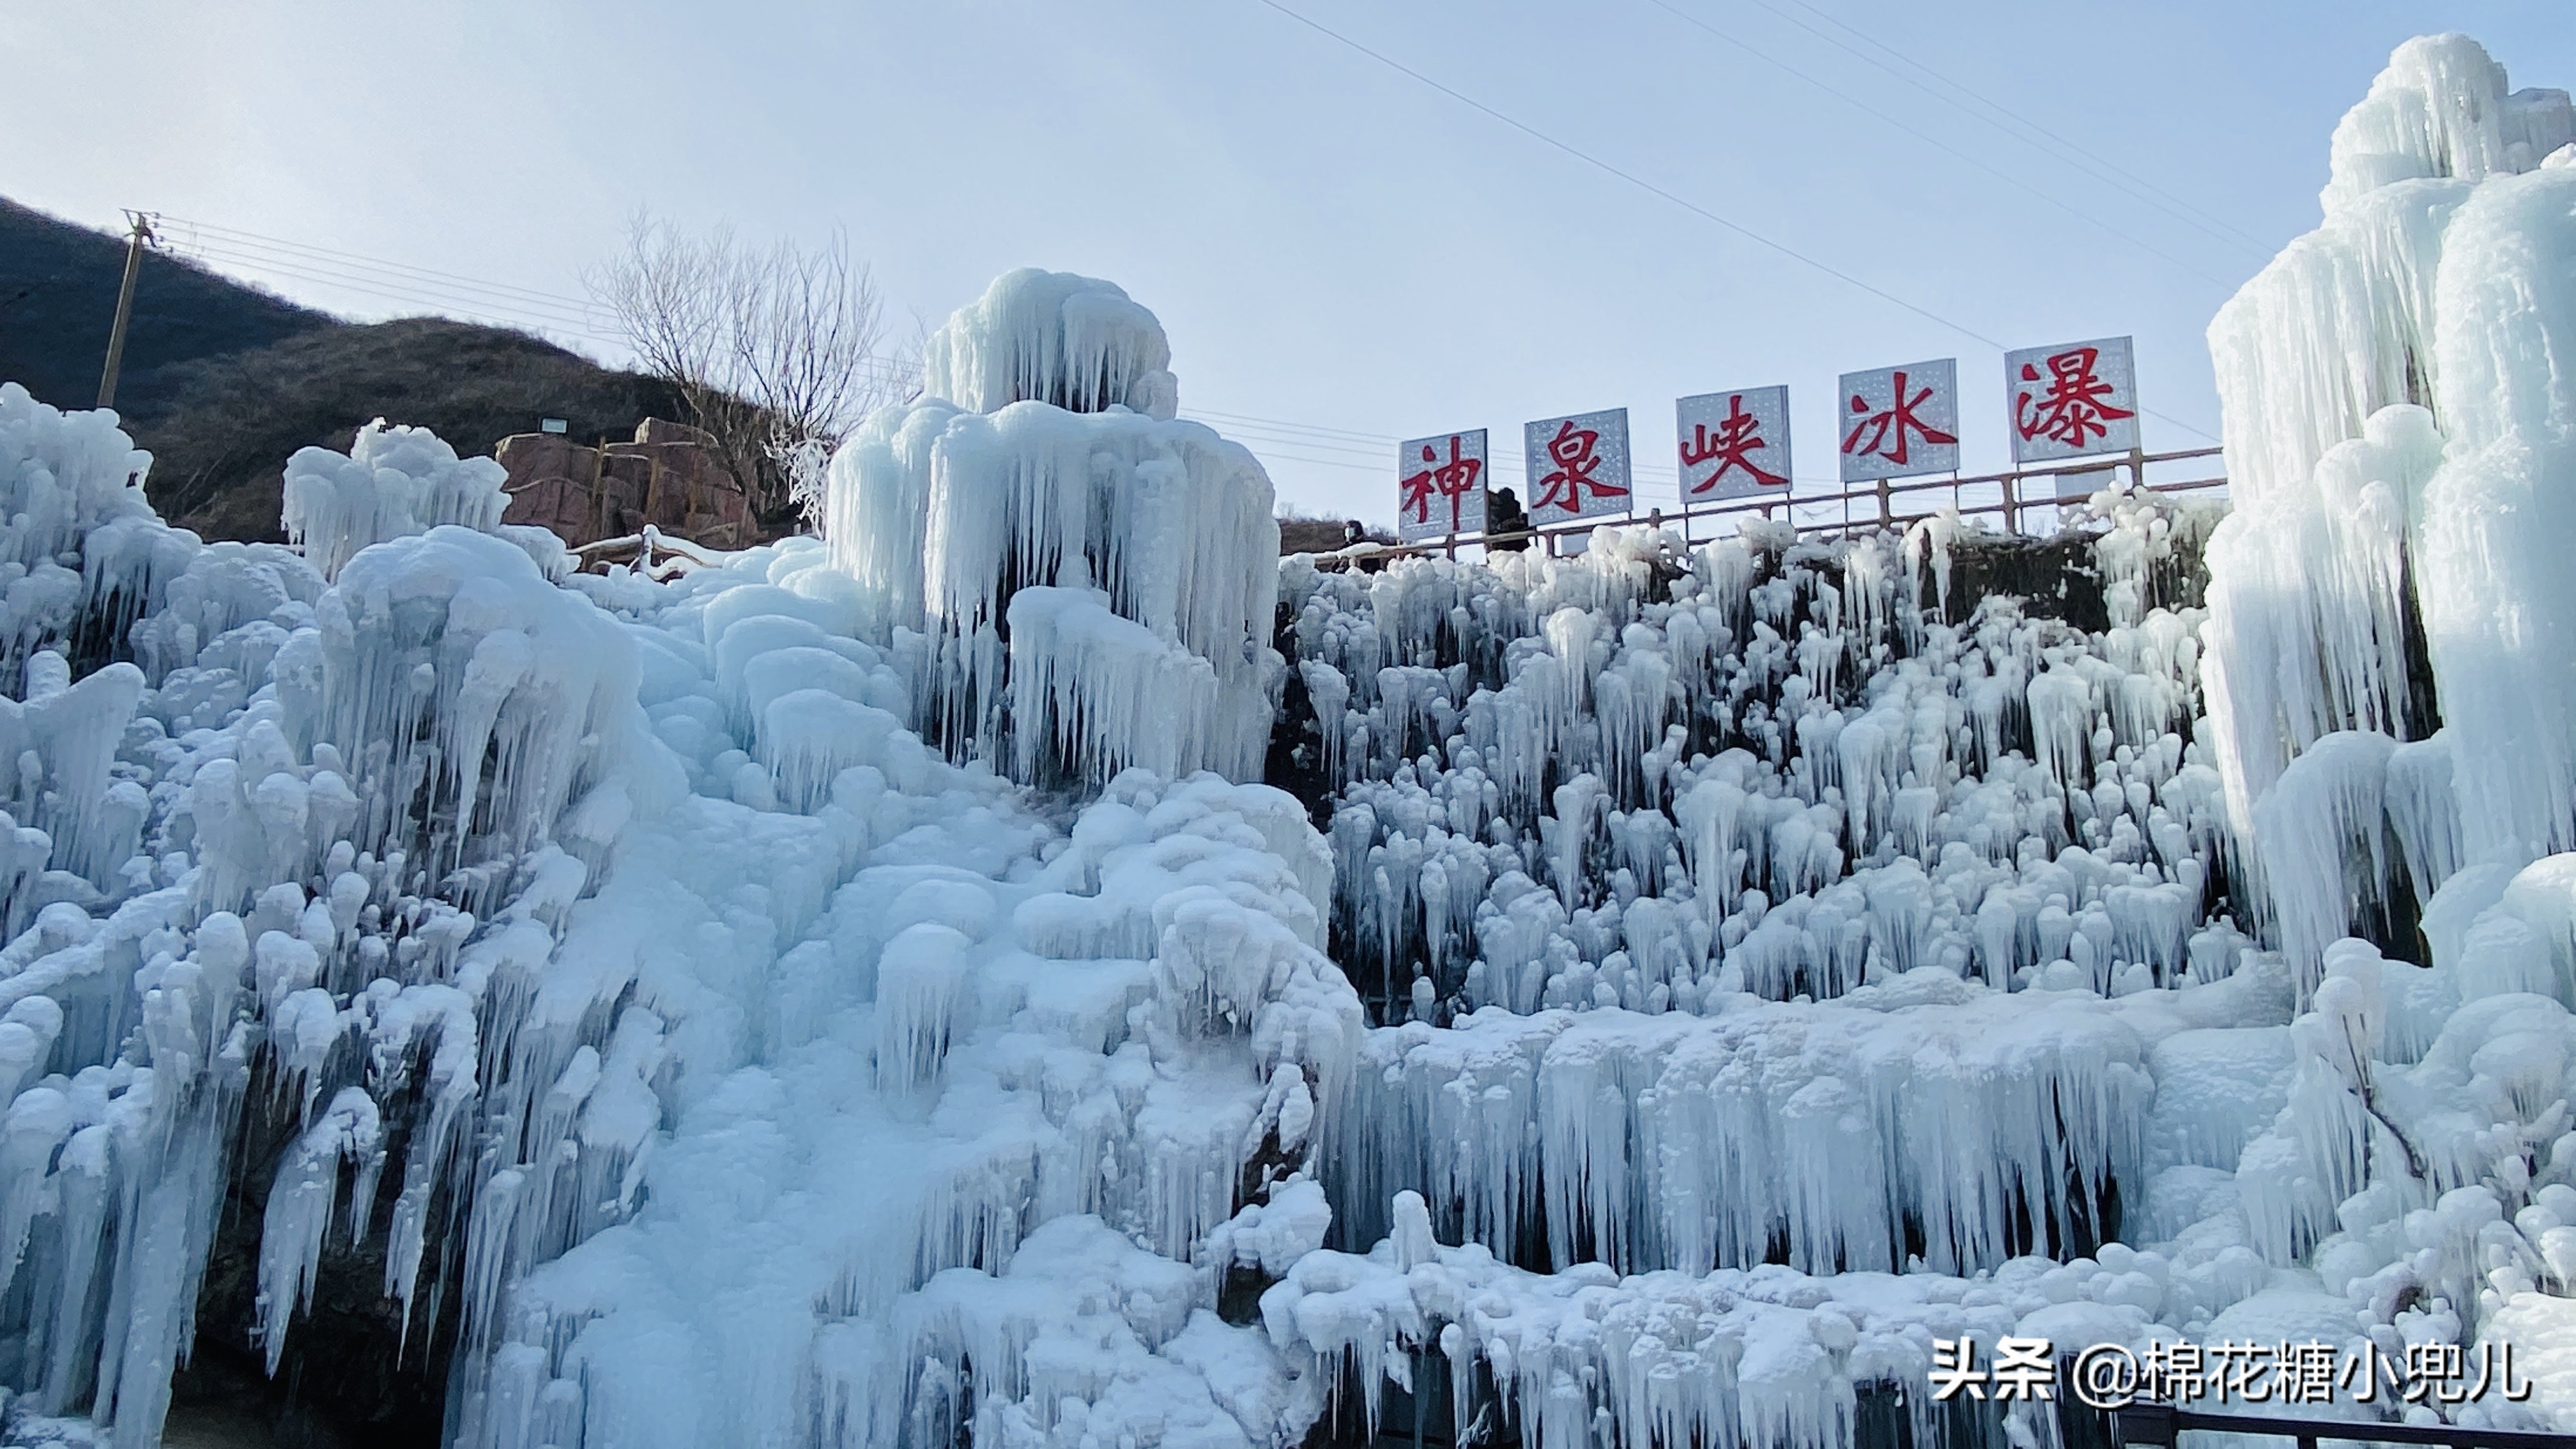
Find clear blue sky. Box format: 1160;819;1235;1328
7;3;2570;525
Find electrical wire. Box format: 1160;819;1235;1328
161;215;611;315
1751;0;2278;257
1241;0;2221;445
160;231;624;348
1638;0;2240;288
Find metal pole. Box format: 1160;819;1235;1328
592;438;611;541
95;211;155;410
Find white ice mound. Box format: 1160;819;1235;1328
0;382;153;571
274;525;645;880
2323;33;2573;218
282;420;530;581
827;272;1280;788
2203;32;2576;908
920;267;1179;420
2416;150;2576;861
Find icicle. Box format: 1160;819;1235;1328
282;421;513;581
256;1087;382;1373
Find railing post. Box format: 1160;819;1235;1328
1876;478;1892;528
2001;472;2018;535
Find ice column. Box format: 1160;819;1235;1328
2200;34;2576;928
825;270;1281;786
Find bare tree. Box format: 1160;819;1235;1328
587;211;917;527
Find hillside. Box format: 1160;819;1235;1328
0;198;680;542
0;197;329;418
138;317;685;541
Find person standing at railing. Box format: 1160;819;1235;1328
1486;486;1529;552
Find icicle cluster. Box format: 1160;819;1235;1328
1284;518;2237;1030
443;553;1365;1449
0;34;2571;1446
2204;33;2576;880
824;270;1282;788
1262;40;2576;1439
282;420;563;582
0;400;648;1448
0;370;1358;1449
918;267;1180;420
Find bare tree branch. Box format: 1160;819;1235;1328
586;211;918;530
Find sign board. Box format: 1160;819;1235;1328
2007;335;2140;464
1837;358;1959;482
1397;429;1489;540
540;417;569;435
1523;408;1632;525
1677;386;1792;501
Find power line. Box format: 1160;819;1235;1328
159;231;623;348
172;238;613;339
1637;0;2239;289
1247;0;2011;348
1754;0;2276;258
169;238;606;333
1240;0;2220;445
162;215;611;315
1187;406;1401;447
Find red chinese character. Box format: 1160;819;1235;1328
1683;395;1788;492
1400;435;1483;532
1535;419;1625;514
2015;347;2133;450
1843;370;1956;466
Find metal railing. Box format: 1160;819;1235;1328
2111;1402;2576;1448
1314;445;2227;569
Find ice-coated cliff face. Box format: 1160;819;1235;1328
0;31;2573;1449
0;276;1351;1449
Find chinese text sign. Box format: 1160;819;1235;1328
2006;336;2140;464
1678;387;1792;501
1838;358;1961;482
1397;429;1490;540
1524;408;1632;525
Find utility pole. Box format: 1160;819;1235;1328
95;210;156;410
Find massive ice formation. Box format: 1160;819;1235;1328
827;269;1280;788
0;34;2573;1448
1250;32;2576;1448
0;270;1356;1449
2204;33;2576;933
